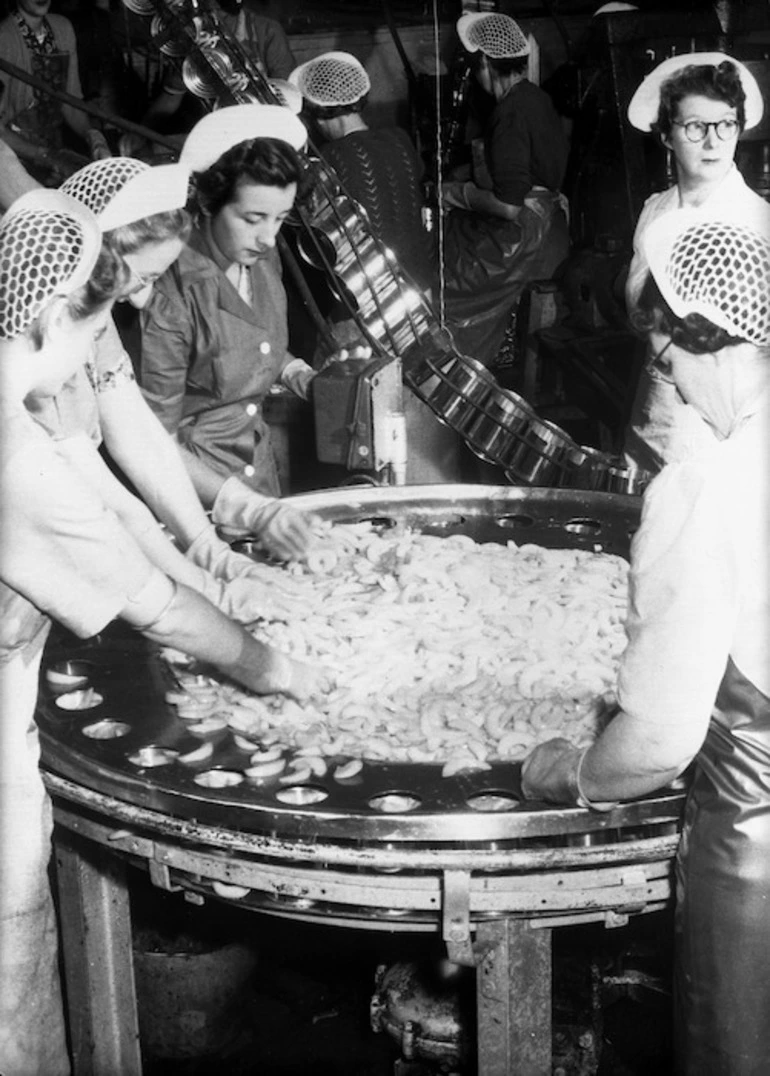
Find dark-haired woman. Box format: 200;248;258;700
623;52;767;473
138;104;367;501
439;12;569;369
521;207;770;1073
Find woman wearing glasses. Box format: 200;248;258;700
622;53;767;473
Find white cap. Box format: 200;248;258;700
266;78;303;115
628;52;764;132
593;2;638;14
289;52;371;108
61;157;190;232
457;12;530;59
181;103;307;173
642;208;770;347
0;190;102;339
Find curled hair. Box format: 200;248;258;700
653;60;746;139
27;244;128;350
193;138;309;217
632;272;744;354
104;208;192;257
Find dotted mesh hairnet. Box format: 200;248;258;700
0;207;88;339
651;219;770;346
61;157;148;219
458;13;530;59
290;52;371;108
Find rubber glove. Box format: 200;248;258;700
440;181;473;212
521;740;618;811
187;521;260;581
280;358;317;400
520;738;583;805
215;573;304;624
211;476;317;560
186;524;309;620
268;651;336;703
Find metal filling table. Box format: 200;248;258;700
40;487;685;1075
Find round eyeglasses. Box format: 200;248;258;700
672;118;740;143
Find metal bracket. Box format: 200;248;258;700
442;869;475;966
149;859;183;892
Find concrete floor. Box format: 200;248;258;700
131;872;674;1076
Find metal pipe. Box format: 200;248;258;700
0;55;181;152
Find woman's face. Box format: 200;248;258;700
650;329;751;436
16;0;51;21
663;94;739;192
474;55;494;97
28;304;114;399
121;236;186;309
210;179;297;266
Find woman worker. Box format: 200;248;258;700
0;0;110;183
0;191;330;1073
52;154;317;575
439;11;570;370
622;52;766;474
521;208;770;1073
138;103;368;503
288;49;466;484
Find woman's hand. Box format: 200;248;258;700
282;655;336;703
209;479;318;560
440;180;472;212
521;738;582;804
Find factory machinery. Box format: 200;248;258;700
42;486;685;1074
116;0;652;493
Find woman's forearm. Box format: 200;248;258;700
99;380;222;542
465;183;521;221
578;708;707;802
137;581;293;696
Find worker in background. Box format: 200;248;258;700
291;50;435;294
0;189;331;1075
289;49;467;484
0;0;110;184
622;52;767;474
138;103;370;502
119;0;295;158
521;207;770;1073
439;11;569;371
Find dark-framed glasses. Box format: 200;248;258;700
673;118;740;143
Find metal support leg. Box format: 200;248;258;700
475;918;553;1076
54;829;142;1076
